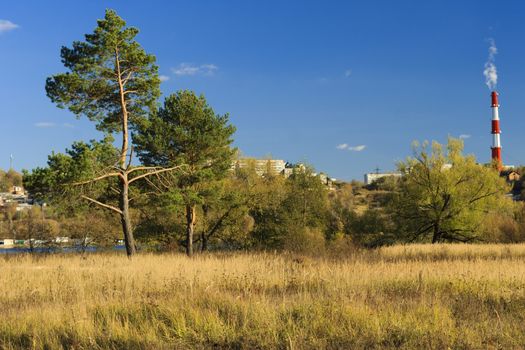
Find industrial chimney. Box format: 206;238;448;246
491;91;502;170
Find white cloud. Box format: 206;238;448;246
159;75;170;82
35;121;77;129
459;134;471;139
0;20;18;33
172;63;218;76
348;145;366;152
173;63;199;76
34;122;55;128
344;69;352;78
337;143;366;152
200;64;218;76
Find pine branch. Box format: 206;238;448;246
128;165;183;184
81;195;122;215
73;172;123;186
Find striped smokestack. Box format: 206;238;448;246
491;91;502;170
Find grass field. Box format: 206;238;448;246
2;244;525;349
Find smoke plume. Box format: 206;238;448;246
483;38;498;90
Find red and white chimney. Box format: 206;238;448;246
491;91;502;170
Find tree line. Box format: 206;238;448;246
14;10;525;256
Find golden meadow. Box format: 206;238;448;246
2;244;525;349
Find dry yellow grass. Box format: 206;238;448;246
1;244;525;349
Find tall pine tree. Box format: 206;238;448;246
46;10;175;256
134;91;236;256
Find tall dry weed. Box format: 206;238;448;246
1;245;525;349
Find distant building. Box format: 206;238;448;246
0;239;14;247
0;186;32;211
364;172;402;185
232;158;287;176
232;158;335;188
54;237;70;244
11;186;24;195
282;167;294;178
318;172;337;190
500;169;520;183
283;163;305;178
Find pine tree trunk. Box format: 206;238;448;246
120;175;136;257
116;47;136;257
186;205;196;257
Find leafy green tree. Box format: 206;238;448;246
24;137;126;248
134;91;236;256
23;136;119;208
44;10;173;256
133;198;186;251
392;138;510;243
280;168;330;251
197;177;250;252
243;166;287;248
283;167;329;229
249;166;330;251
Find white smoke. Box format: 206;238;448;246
483;38;498;90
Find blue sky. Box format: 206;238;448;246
1;0;525;181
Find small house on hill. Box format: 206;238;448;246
500;169;520;183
